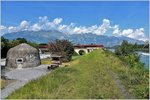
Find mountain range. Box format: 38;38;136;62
3;30;144;47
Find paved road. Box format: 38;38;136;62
1;65;51;99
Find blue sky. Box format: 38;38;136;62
1;1;149;41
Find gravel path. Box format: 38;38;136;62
1;65;51;99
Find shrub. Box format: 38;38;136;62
48;39;74;62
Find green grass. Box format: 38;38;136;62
1;79;16;89
71;55;81;61
1;79;7;89
103;50;149;99
41;58;51;64
6;49;149;99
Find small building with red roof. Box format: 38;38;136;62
38;44;49;54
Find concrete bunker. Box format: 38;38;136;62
6;43;41;69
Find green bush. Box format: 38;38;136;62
115;40;137;57
124;54;141;68
48;39;74;62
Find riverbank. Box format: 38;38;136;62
107;49;149;69
139;52;149;68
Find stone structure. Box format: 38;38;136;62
6;43;41;69
74;44;104;55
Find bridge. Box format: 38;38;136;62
74;44;104;55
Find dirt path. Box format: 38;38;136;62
106;66;134;99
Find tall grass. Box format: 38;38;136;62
103;50;149;99
6;49;149;99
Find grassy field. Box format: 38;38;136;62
1;79;7;89
41;55;81;66
41;58;51;64
6;49;149;99
1;79;16;89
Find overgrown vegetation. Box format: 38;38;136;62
115;40;146;68
109;40;149;53
1;79;16;89
6;50;125;99
104;50;149;99
135;41;149;52
113;40;149;98
6;49;149;99
1;79;7;89
48;39;74;62
41;58;51;64
115;40;137;56
1;37;39;58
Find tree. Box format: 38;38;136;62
16;38;27;43
115;40;137;57
1;37;39;58
1;37;10;58
48;39;74;62
115;40;143;68
1;36;9;48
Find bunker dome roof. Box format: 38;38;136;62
7;43;38;54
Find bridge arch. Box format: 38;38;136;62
74;48;88;55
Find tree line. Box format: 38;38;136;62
1;37;39;58
114;40;149;98
115;40;148;68
1;37;75;62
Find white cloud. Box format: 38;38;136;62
39;16;49;24
1;20;29;34
71;19;110;35
113;25;120;35
127;28;146;41
112;25;147;41
53;18;63;25
99;19;110;33
73;26;89;34
0;16;148;41
0;25;7;35
1;17;111;35
32;16;63;30
31;23;41;31
8;26;18;33
122;29;133;36
58;23;76;34
59;24;67;30
20;20;29;30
